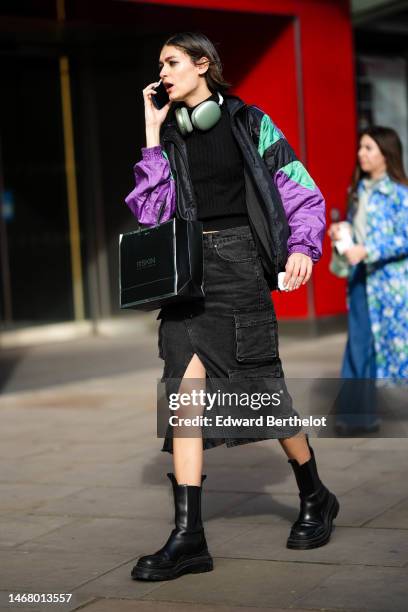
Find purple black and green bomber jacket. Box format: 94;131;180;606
124;94;326;289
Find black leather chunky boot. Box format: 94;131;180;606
287;437;340;550
131;473;213;581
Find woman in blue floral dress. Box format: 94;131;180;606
329;126;408;435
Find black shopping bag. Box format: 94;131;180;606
119;218;204;311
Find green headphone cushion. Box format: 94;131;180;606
175;107;193;135
191;101;222;131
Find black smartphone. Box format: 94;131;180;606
152;80;170;110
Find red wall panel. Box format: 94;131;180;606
297;1;357;316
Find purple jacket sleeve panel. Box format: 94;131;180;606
124;145;176;226
274;167;326;263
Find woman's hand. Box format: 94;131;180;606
328;223;343;241
344;244;367;265
143;81;172;129
284;253;313;291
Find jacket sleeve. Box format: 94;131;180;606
258;113;326;263
365;186;408;264
124;145;176;226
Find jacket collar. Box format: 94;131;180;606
359;173;394;197
224;93;247;116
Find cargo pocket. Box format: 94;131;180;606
233;307;278;363
228;362;283;380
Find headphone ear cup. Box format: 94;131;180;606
175;107;193;135
191;101;222;131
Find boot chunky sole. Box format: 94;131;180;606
131;551;214;581
286;493;340;550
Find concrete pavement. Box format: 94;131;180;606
0;314;407;611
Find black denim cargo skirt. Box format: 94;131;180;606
157;224;302;454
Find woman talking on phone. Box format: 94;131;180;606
125;32;339;582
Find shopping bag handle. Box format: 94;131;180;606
134;201;167;234
155;201;167;227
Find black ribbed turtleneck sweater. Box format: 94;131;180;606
183;92;248;231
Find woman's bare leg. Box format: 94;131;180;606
278;431;311;465
173;353;206;485
131;356;211;581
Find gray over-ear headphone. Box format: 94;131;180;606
175;92;224;136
